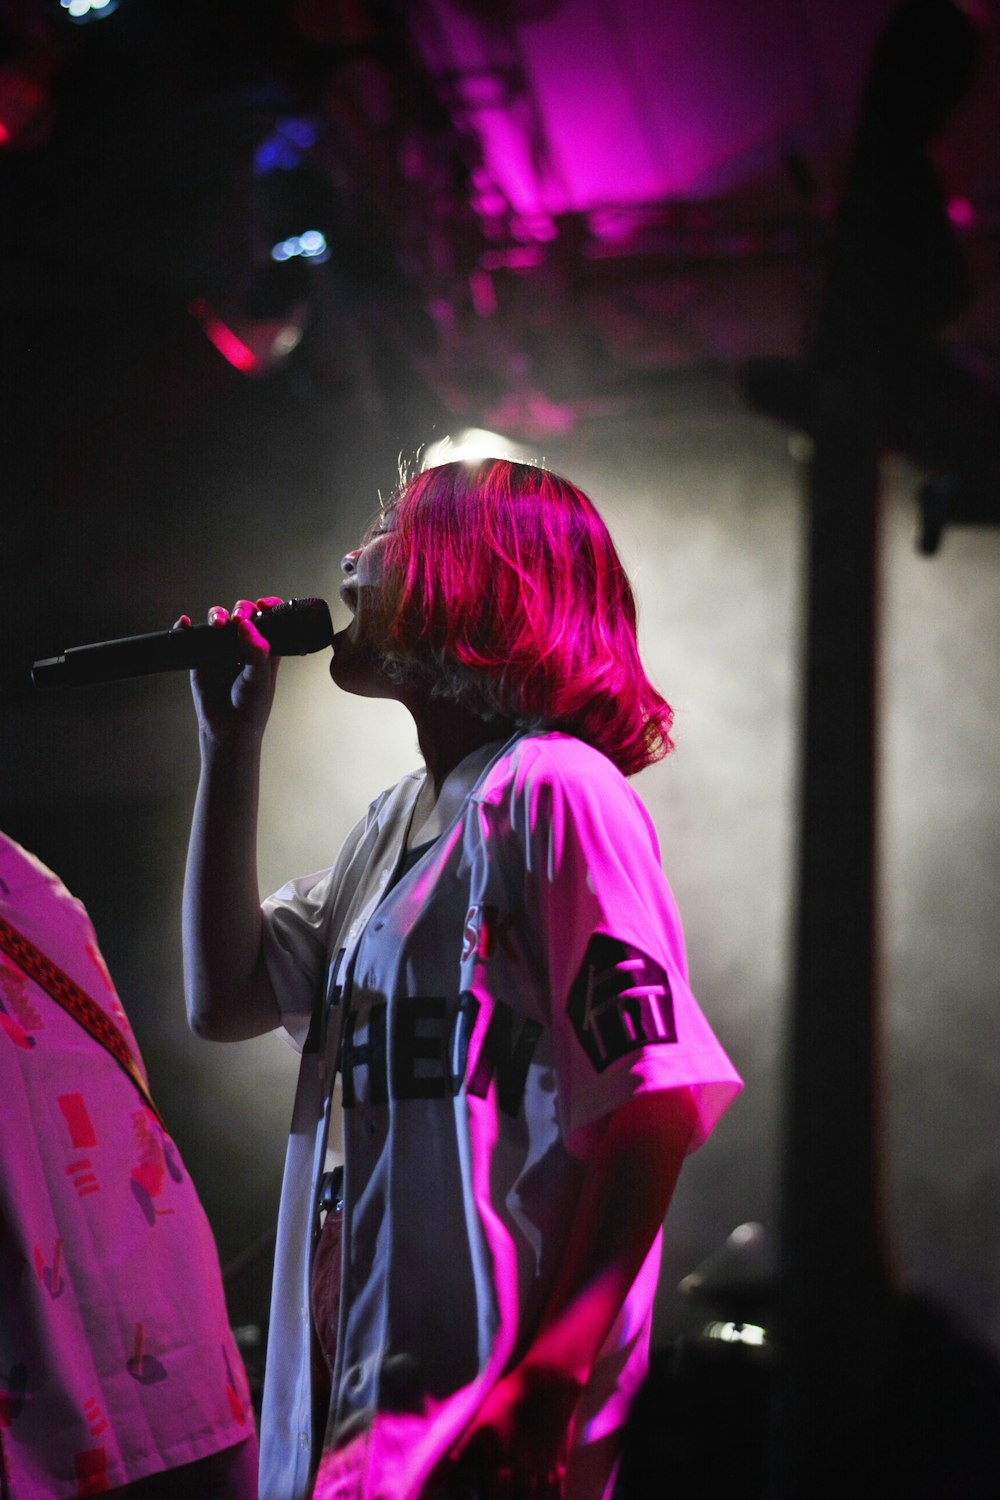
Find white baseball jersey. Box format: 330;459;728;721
259;731;742;1500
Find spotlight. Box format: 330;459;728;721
60;0;119;22
704;1322;767;1347
189;290;307;377
255;117;320;175
422;429;533;468
0;67;53;148
946;195;977;230
271;230;329;263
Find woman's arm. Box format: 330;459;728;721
440;1087;696;1497
181;599;283;1041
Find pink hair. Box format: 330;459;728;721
376;458;674;777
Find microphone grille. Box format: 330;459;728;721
261;598;334;656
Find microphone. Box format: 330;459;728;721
31;598;334;689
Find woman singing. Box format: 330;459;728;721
180;457;741;1500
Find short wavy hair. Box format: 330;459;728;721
372;458;674;777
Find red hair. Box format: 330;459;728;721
375;458;674;777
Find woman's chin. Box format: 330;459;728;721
329;634;400;701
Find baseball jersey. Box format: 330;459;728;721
0;833;255;1499
259;731;742;1500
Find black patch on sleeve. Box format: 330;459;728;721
567;935;677;1072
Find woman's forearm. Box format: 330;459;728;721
524;1088;695;1387
183;735;280;1041
442;1089;696;1494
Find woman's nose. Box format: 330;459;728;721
341;549;362;576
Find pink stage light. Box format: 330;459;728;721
469;269;497;318
188;298;261;374
0;68;52;149
947;195;977;229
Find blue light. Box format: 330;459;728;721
256;139;299;174
282;119;319;150
61;0;119;21
255;117;320;175
270;231;328;263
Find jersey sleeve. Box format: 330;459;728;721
261;772;426;1051
261;865;338;1050
504;737;742;1152
261;800;379;1049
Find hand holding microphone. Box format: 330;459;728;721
180;596;283;747
30;595;334;688
29;593;334;743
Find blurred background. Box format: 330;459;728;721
0;0;998;1421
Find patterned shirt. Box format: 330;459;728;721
0;834;255;1499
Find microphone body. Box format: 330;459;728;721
31;598;334;689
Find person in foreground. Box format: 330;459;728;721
0;832;257;1499
180;457;742;1500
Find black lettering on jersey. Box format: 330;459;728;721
467;1000;543;1118
567;936;677;1073
392;997;448;1100
340;1002;388;1107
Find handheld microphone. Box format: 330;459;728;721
31;598;334;689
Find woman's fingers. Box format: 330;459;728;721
231;596;283;620
230;598;283;657
175;595;279;678
173;597;284;630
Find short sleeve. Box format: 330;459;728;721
261;775;423;1050
262;867;338;1049
502;737;741;1151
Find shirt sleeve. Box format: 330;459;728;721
261;801;379;1049
261;773;425;1051
261;865;338;1050
504;737;742;1152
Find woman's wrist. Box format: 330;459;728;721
198;721;265;759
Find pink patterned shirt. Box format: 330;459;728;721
0;833;255;1498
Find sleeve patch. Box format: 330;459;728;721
567;935;677;1072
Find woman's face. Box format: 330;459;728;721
329;514;401;699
